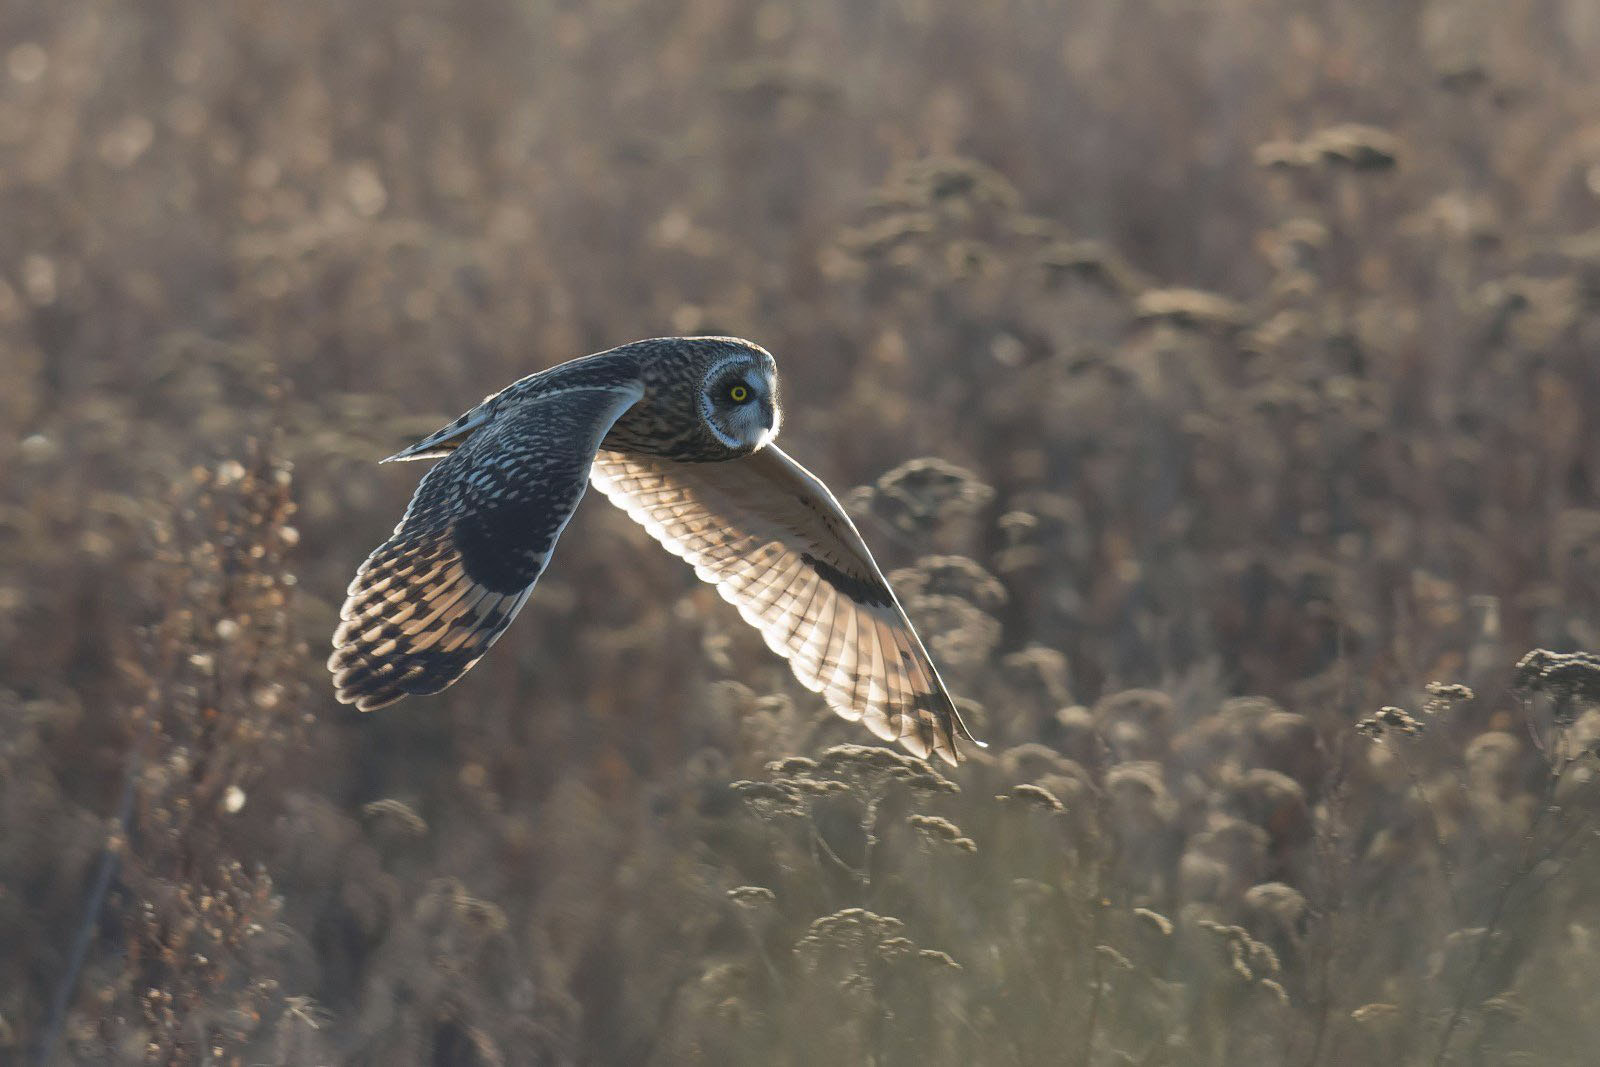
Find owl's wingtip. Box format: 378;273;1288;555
933;723;985;766
330;675;405;713
378;446;446;464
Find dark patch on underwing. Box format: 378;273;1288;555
802;552;894;608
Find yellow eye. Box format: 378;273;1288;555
729;384;750;402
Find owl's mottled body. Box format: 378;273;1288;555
408;338;772;462
330;336;978;763
603;338;778;460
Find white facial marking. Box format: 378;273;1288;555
704;410;743;449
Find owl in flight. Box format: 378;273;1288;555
329;337;980;763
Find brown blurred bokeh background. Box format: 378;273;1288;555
3;0;1600;1063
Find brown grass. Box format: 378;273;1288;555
2;0;1600;1063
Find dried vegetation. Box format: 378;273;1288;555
2;0;1600;1063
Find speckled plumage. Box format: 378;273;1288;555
329;337;980;763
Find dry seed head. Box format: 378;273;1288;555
727;885;777;909
797;907;904;953
816;743;957;793
877;935;916;961
361;798;429;837
889;555;1008;610
1004;782;1065;812
1134;288;1247;331
869;457;995;531
1254;139;1317;170
790;777;851;796
1357;705;1425;739
903;771;959;794
766;756;819;776
1480;993;1525;1021
1516;649;1600;712
731;779;805;816
1134;908;1174;937
1379;706;1424;733
1197;919;1280;982
1350;1003;1401;1025
1305;123;1403;170
450;893;508;933
908;814;977;852
1424;681;1475;717
1096;944;1134;971
1248;939;1281;976
819;743;923;774
908;814;961;839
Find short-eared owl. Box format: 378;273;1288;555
329;337;979;763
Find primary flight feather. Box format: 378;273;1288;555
329;336;980;764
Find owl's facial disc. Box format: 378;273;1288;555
702;356;779;451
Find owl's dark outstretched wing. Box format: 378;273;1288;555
330;383;644;710
589;445;980;764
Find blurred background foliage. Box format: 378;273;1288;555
2;0;1600;1063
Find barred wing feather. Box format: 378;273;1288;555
590;445;977;764
330;384;643;709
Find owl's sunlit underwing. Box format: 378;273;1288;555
329;336;981;764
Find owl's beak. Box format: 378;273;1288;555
755;397;779;449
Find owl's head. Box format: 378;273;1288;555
695;339;781;452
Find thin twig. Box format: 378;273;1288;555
1080;735;1115;1067
1431;699;1568;1066
810;824;866;889
33;751;140;1067
1389;742;1466;926
1080;899;1107;1067
1302;760;1350;1067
